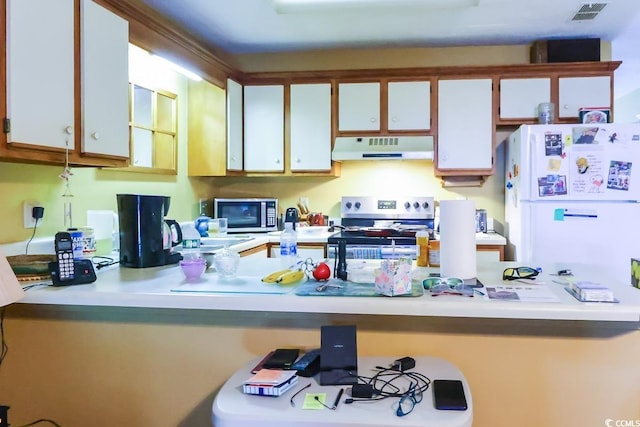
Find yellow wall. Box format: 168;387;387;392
208;141;507;225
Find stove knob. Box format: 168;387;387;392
413;202;420;209
422;201;430;209
404;202;411;209
354;202;361;209
345;202;352;209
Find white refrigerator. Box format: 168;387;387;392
505;123;640;285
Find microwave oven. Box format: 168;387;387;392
213;198;278;233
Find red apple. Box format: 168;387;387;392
312;262;331;281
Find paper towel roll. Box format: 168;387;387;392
439;200;477;280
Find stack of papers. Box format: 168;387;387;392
568;281;616;302
242;369;298;396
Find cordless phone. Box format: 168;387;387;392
54;231;75;281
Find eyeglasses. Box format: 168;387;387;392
423;277;463;290
502;267;539;281
423;278;475;297
396;383;423;417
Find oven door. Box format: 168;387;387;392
214;199;278;233
328;244;417;260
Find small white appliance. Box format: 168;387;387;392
505;123;640;284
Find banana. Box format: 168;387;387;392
276;269;306;285
261;269;292;283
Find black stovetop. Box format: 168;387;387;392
327;218;434;246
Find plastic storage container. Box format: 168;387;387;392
428;239;440;267
416;229;429;267
213;245;240;277
280;222;298;268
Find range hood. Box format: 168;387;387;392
331;136;434;161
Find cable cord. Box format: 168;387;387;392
345;367;431;403
24;218;40;255
0;308;7;367
12;419;62;427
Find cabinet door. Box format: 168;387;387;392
499;78;551;119
7;0;75;149
244;85;284;172
270;245;326;260
290;83;332;171
558;76;610;119
226;78;243;171
388;81;431;130
338;82;380;131
437;79;493;170
81;0;129;158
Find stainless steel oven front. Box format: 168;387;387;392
213;198;278;233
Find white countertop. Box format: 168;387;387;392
17;257;640;325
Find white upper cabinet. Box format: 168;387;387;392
243;85;284;172
290;83;332;171
499;78;551;119
558;76;610;119
338;82;380;131
437;79;493;170
7;0;75;149
387;81;431;130
226;78;243;171
81;0;129;158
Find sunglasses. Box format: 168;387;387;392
423;278;475;297
502;267;539;281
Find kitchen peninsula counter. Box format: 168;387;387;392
17;257;640;325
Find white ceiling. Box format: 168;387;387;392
136;0;640;54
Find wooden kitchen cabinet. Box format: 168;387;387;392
290;83;332;171
6;0;75;152
187;79;227;176
243;85;285;172
268;243;327;260
2;0;129;167
81;0;129;158
337;80;431;133
558;76;610;119
338;82;380;132
387;81;431;131
436;78;493;173
226;78;243;171
499;77;551;120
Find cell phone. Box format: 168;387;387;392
433;379;468;411
261;348;300;369
54;231;75;281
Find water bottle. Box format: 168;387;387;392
280;222;298;268
181;223;202;260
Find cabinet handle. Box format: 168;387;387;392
296;158;301;163
370;117;377;123
563;104;569;110
64;126;73;135
275;159;281;164
91;132;100;140
391;116;398;122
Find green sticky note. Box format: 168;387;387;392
302;393;326;410
554;209;565;221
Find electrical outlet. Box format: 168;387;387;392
23;201;43;228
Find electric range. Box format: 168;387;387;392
327;196;435;259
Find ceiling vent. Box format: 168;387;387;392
572;2;608;21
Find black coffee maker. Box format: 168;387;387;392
117;194;183;268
